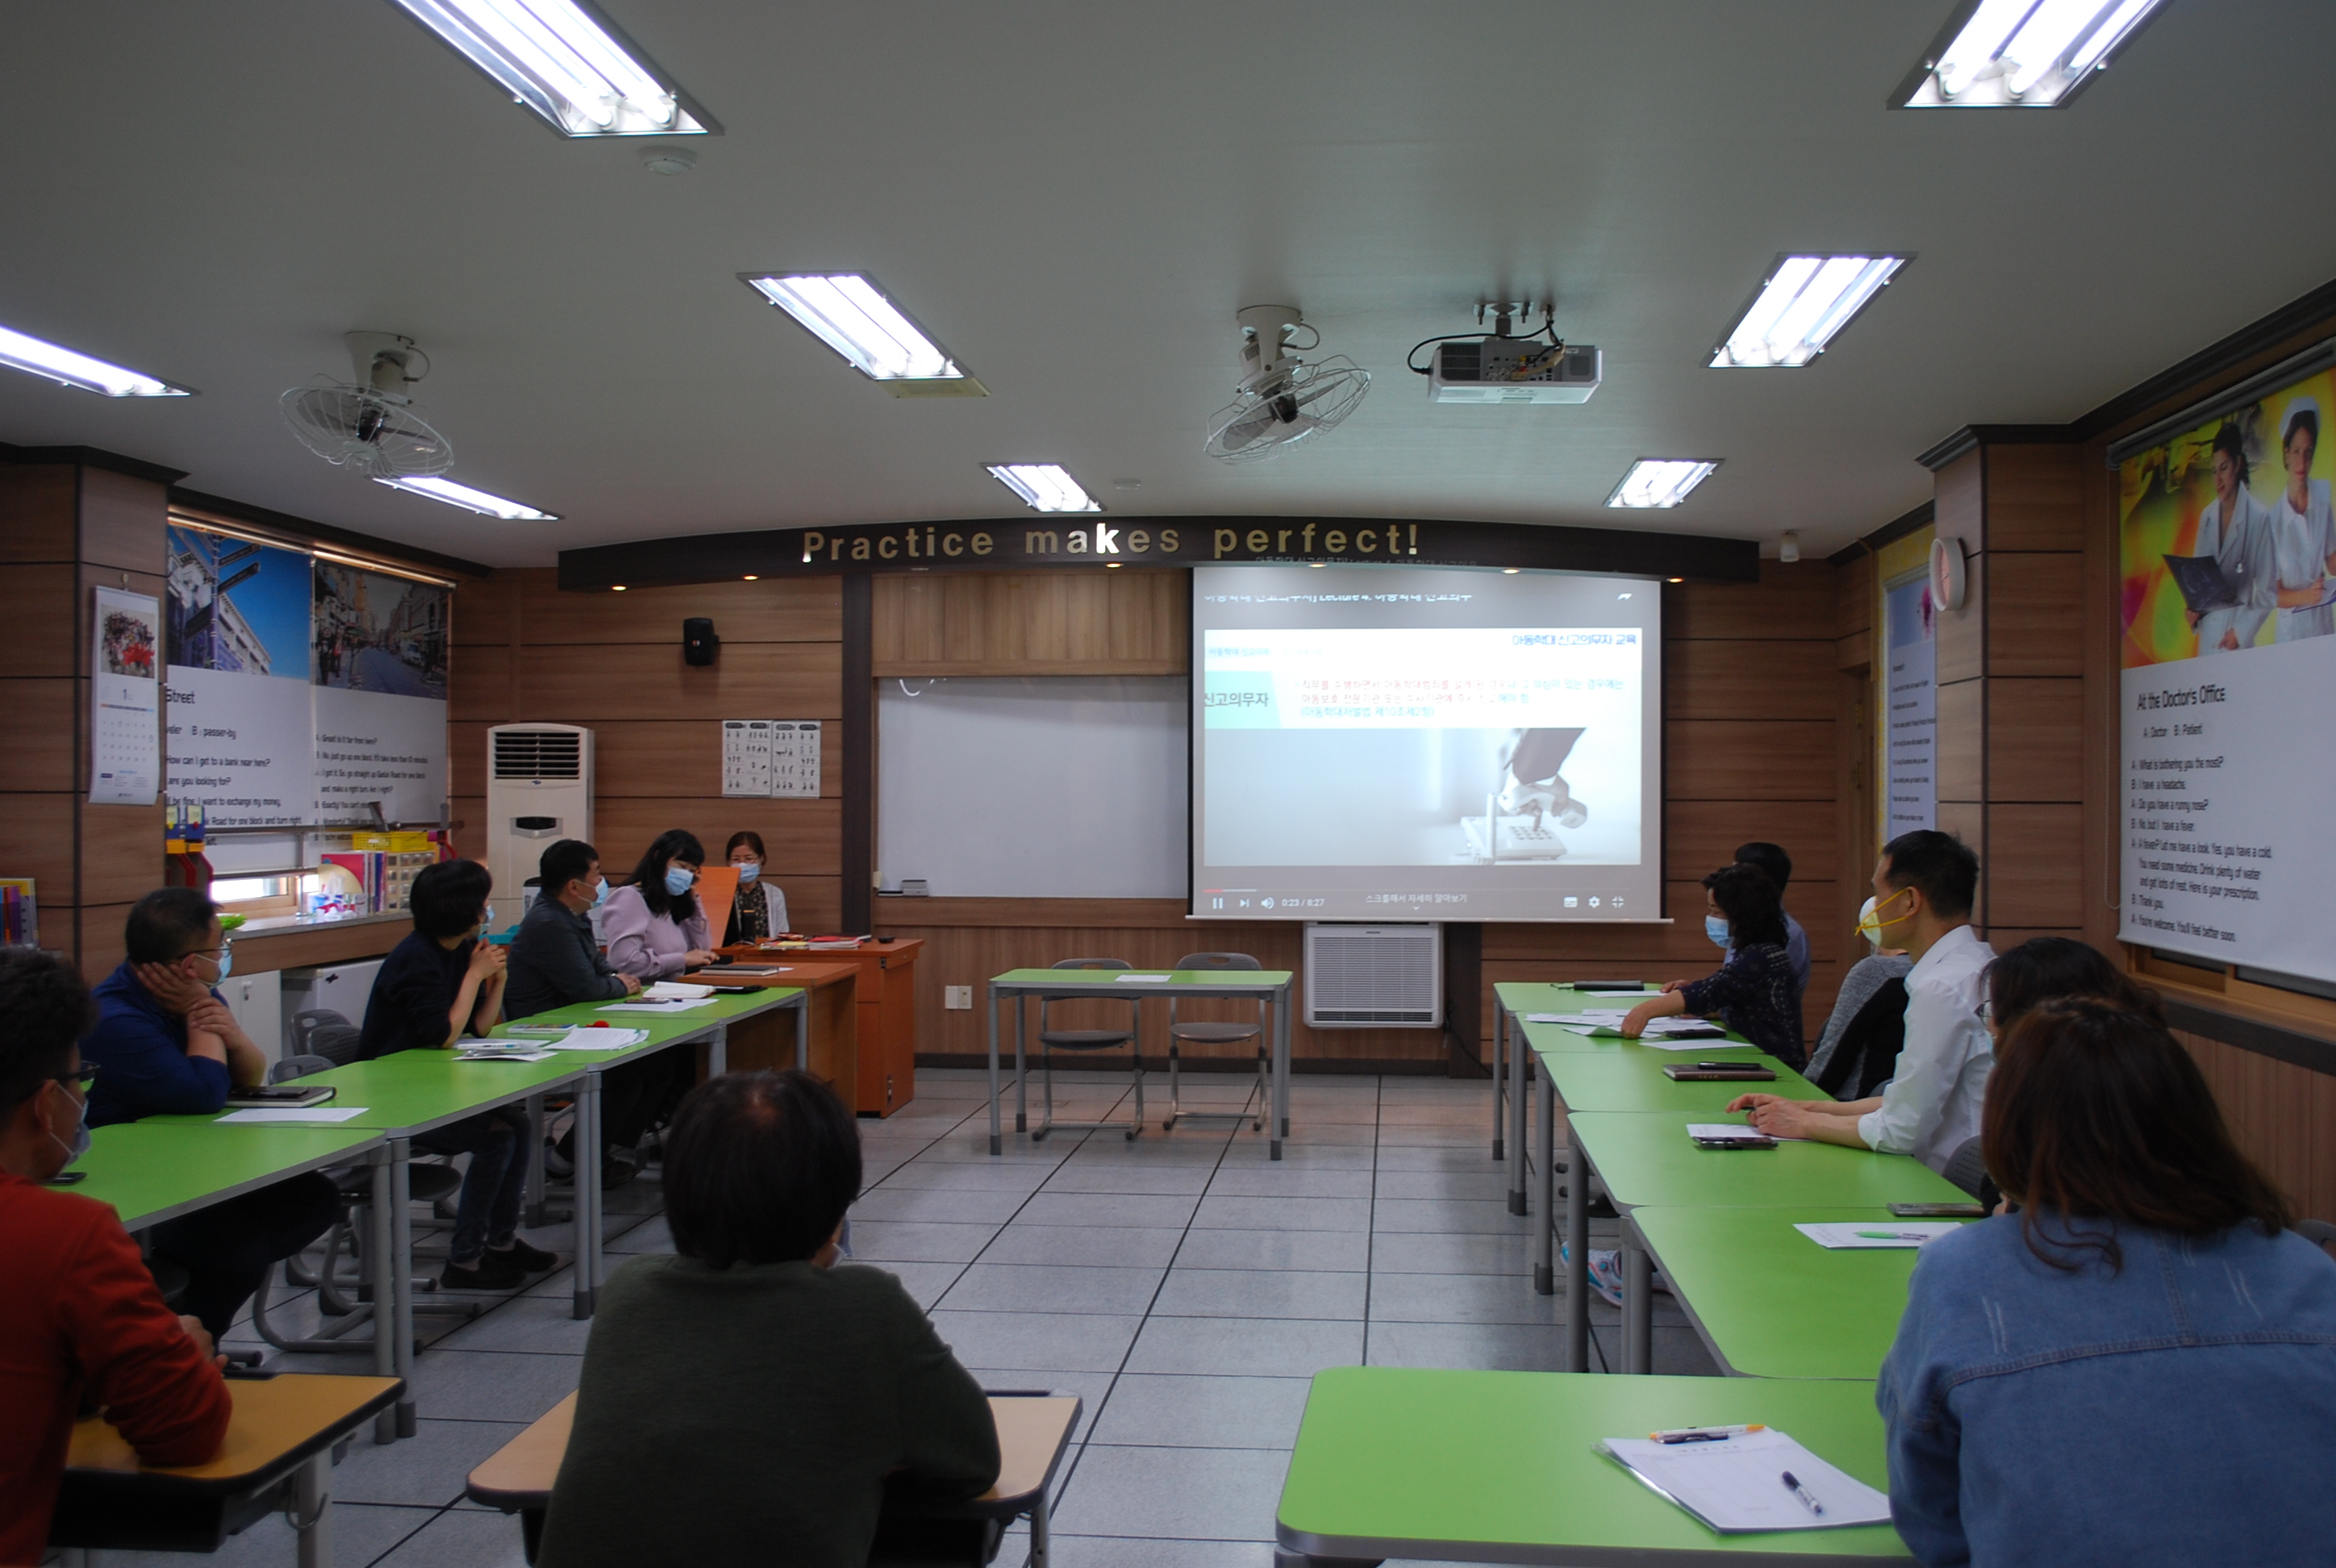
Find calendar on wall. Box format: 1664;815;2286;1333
90;586;162;806
722;719;822;799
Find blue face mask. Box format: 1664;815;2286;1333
49;1080;91;1169
480;904;495;933
734;861;760;885
593;878;610;906
663;865;696;897
1704;915;1731;949
213;945;233;982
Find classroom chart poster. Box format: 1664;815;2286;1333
90;586;161;805
311;562;449;824
1883;569;1935;836
722;720;821;798
163;525;317;827
2117;363;2336;984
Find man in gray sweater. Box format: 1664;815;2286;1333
536;1070;999;1567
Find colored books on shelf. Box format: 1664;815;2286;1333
1;879;37;948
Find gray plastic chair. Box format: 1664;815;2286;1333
1034;959;1144;1141
1162;952;1266;1132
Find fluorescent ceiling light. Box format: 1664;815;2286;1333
1606;459;1720;510
987;464;1101;513
375;475;559;520
1898;0;2168;108
1710;254;1907;369
742;273;974;387
386;0;711;136
0;323;191;397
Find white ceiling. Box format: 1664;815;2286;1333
4;0;2333;569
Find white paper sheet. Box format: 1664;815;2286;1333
215;1107;368;1124
1796;1221;1965;1249
1529;1011;1628;1024
1600;1428;1891;1533
1114;974;1172;983
644;981;715;999
455;1048;556;1061
598;998;716;1012
1630;1034;1742;1052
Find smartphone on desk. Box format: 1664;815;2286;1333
1663;1064;1775;1082
1692;1134;1779;1149
1888;1201;1988;1218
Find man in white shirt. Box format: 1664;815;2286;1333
1729;831;1991;1174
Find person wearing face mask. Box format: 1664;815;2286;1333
721;830;790;946
1800;895;1915;1099
1622;864;1805;1067
361;858;559;1290
604;829;719;981
507;839;675;1187
1727;830;1993;1174
81;888;340;1337
0;949;234;1564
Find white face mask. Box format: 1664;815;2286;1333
1858;895;1880;951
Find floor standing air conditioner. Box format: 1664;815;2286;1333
486;724;593;908
1303;923;1443;1028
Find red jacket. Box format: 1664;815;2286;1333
0;1171;232;1563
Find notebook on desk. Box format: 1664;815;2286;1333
1600;1428;1891;1533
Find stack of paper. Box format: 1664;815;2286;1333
1528;1011;1628;1025
1686;1124;1775;1144
1795;1221;1964;1249
215;1106;369;1124
1600;1428;1890;1533
454;1043;556;1062
644;981;715;999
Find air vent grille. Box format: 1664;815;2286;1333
1304;924;1442;1027
492;728;582;780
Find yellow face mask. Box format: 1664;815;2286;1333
1857;885;1916;943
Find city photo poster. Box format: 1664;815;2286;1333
163;525;316;826
311;561;449;824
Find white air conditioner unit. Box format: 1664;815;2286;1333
1429;340;1602;404
485;724;593;907
1304;922;1443;1028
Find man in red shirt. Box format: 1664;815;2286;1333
0;949;232;1564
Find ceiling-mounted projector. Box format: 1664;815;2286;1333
1413;301;1601;405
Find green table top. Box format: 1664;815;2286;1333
990;968;1293;989
1632;1207;1979;1381
1569;1112;1968;1212
214;1050;592;1134
65;1120;382;1231
502;986;803;1035
1278;1366;1907;1563
1541;1051;1823;1115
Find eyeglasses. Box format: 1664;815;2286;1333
191;940;233;957
56;1065;99;1091
1977;999;1994;1024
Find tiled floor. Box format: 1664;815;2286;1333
97;1069;1714;1568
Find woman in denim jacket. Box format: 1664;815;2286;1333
1879;998;2336;1566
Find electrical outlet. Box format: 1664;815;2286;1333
944;986;972;1010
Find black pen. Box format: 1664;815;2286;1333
1782;1470;1825;1516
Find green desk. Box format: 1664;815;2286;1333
69;1120;383;1232
1277;1366;1908;1566
1533;1043;1821;1363
985;969;1295;1157
1491;981;1667;1212
1569;1112;1968;1375
1628;1207;1977;1381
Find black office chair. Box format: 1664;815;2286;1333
249;1016;477;1353
1938;1136;1988;1200
1034;958;1144;1141
1162;952;1266;1132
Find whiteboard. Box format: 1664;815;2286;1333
878;677;1189;898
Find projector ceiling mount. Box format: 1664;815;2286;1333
1410;298;1603;405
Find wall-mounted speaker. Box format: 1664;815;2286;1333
683;617;719;666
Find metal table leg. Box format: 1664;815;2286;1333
1508;1011;1528;1214
709;1023;729;1077
388;1136;415;1438
523;1093;547;1227
1029;1480;1051;1568
370;1145;397;1443
573;1072;602;1320
1566;1135;1591;1373
987;986;1003;1157
1014;996;1028;1133
1492;1003;1508;1161
1534;1063;1556;1295
293;1449;332;1568
1621;1215;1652;1374
1271;986;1291;1159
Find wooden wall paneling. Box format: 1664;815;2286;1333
1982;445;2087;550
79;803;167;907
515;642;844;721
1662;639;1837;720
2080;448;2119;952
451;573;521;644
517;569;841;646
1836;554;1873;640
841;573;873;935
872;569;1190;675
1664;721;1833;800
0;794;79;907
1934;800;1988;929
0;678;78;790
0;465;79;561
1934;556;1986;688
1933;678;1984;805
448;644;516;725
1933;451;1982;549
2179;1030;2336;1222
1666;799;1839;886
1662;561;1835;640
1834;668;1875;973
77;469;169;574
1984;803;2086;929
591;799;842;876
74;902;138;978
1987;678;2084;802
2;564;81;678
1984;553;2086;678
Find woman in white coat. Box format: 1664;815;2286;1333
2192;422;2276;653
2270;400;2336;642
